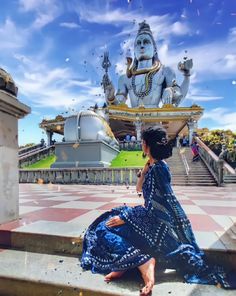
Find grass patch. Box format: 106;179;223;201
22;151;146;169
110;151;146;167
22;155;56;169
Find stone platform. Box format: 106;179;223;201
0;184;235;295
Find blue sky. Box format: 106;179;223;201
1;0;236;145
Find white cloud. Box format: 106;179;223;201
60;22;80;29
171;22;189;35
229;27;236;43
224;54;236;69
19;0;47;12
31;110;41;116
13;54;103;110
186;85;224;102
76;6;190;41
158;36;236;81
115;61;126;75
0;18;28;50
201;108;236;131
19;0;61;29
187;95;223;102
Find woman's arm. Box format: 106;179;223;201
106;160;151;228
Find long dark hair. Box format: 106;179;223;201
141;126;172;160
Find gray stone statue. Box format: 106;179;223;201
104;21;192;108
0;68;18;97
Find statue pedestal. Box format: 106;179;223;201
51;141;119;168
0;90;30;224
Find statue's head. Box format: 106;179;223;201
134;22;158;63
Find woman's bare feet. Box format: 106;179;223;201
138;258;156;296
104;271;125;282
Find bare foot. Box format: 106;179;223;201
138;258;155;296
104;271;125;282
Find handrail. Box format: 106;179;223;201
195;137;235;175
18;143;42;155
19;146;46;158
19;145;54;160
179;148;190;176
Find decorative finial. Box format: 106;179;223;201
184;50;188;60
102;51;111;73
101;51;112;93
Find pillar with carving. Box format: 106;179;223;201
46;130;53;146
134;120;142;141
0;74;30;223
187;119;197;145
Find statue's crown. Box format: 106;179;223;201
137;21;153;36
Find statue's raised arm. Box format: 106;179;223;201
103;21;192;108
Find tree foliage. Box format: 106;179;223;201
197;128;236;163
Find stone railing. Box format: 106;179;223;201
179;149;190;176
119;141;142;151
19;143;43;155
19;146;55;168
19;167;141;185
195;137;235;186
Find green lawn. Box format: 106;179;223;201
110;151;146;167
22;151;146;169
22;155;56;169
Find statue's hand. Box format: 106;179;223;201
105;83;115;103
162;87;173;104
162;85;182;106
178;58;193;76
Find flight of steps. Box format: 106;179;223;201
167;148;217;186
19;145;55;168
0;231;235;296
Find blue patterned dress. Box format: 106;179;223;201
81;161;235;289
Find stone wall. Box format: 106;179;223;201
19;167;140;185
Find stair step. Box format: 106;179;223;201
0;249;134;296
0;229;83;256
0;249;235;296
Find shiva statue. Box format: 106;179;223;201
102;21;192;108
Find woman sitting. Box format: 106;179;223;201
81;126;235;295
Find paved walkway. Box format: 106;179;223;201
0;183;236;253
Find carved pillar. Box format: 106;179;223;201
187;119;197;145
46;130;53;146
217;159;224;186
134;120;142;141
0;90;30;224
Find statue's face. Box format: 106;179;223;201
134;33;154;61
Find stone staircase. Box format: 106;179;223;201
167;148;218;186
0;232;235;296
19;145;55;168
3;248;234;296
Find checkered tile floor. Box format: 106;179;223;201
1;184;236;252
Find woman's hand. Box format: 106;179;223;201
106;216;125;227
142;159;151;176
136;159;151;192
